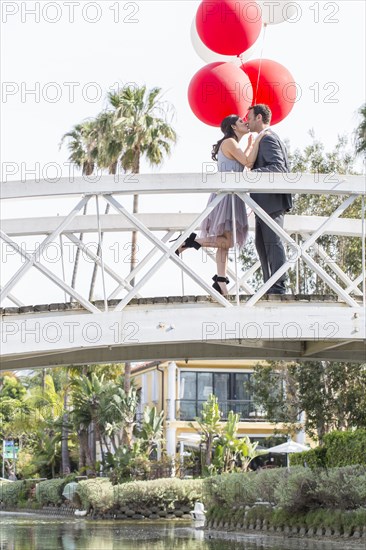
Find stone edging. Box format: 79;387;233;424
205;519;366;540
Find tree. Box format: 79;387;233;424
110;84;177;280
60;120;99;177
70;372;107;472
139;406;165;458
87;110;126;300
60;120;99;295
213;411;263;473
354;103;366;157
111;86;177;395
191;394;221;467
61;85;176;393
240;131;362;294
250;361;366;444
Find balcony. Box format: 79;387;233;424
174;399;266;422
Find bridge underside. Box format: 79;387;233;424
2;340;365;371
1;296;365;369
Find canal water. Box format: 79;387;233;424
0;515;364;550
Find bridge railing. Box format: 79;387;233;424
1;172;365;312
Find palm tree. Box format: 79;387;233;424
88;111;126;300
110;85;176;392
110;85;177;280
70;372;107;472
12;373;67;477
60;120;98;176
60;120;99;295
354;103;366;157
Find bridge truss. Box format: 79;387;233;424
1;172;365;368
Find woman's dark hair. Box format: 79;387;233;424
211;114;240;161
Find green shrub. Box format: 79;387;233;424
292;430;366;469
315;466;366;509
0;479;39;507
273;467;319;512
203;472;257;509
35;479;67;506
291;446;327;468
246;505;272;523
270;508;291;528
324;430;366;467
76;478;113;512
253;468;287;504
114;478;203;510
0;481;26;507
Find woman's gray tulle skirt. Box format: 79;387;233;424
200;193;249;248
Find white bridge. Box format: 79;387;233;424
1;172;365;369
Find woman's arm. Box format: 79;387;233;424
244;130;270;169
221;131;269;168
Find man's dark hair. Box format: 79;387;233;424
249;104;272;124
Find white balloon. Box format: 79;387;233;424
190;18;263;66
257;1;298;25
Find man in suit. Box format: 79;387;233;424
246;104;292;294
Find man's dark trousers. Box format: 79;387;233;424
255;210;286;294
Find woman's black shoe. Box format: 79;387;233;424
212;275;230;295
170;232;201;256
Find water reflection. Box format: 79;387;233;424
0;515;364;550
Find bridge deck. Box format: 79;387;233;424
1;295;365;369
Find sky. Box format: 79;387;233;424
1;0;365;304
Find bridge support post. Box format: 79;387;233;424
166;362;177;473
167;362;177;421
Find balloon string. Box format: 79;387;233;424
254;22;267;105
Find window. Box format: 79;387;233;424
179;371;255;420
181;372;196;400
197;373;213;399
214;373;229;401
234;373;251;400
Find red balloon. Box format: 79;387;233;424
240;59;297;124
196;0;262;56
188;62;253;127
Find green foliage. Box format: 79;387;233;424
249;361;299;428
253;468;286;504
0;375;26;401
138;406;164;457
76;478;114;512
250;362;366;442
204;466;366;515
314;466;366;509
273;467;319;512
323;429;366;467
291;429;366;468
0;480;35;508
291;446;327;468
204;472;258;508
105;440;147;484
76;477;203;512
114;477;203;510
240;131;362;294
35;478;68;506
354;103;366;156
208;504;366;533
191;395;264;473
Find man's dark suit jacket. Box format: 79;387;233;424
250;131;293;215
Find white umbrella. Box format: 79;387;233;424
265;439;310;468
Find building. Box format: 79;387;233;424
132;359;303;466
